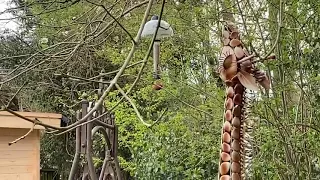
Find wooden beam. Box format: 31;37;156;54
0;111;62;129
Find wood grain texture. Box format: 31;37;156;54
0;111;62;119
1;173;34;180
0;128;40;180
0;111;61;129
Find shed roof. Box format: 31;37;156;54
0;111;62;129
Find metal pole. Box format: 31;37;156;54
81;97;89;180
86;103;98;180
153;40;161;79
68;111;81;180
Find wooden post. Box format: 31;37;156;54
80;97;89;154
81;96;89;180
68;111;81;180
110;113;116;157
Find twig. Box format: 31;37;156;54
149;107;168;128
89;60;144;80
51;0;155;132
108;0;167;111
261;0;282;60
92;0;149;39
5;108;60;130
1;42;82;84
54;100;167;135
8;122;36;146
4;42;79;78
287;123;320;133
161;88;214;118
54;73;111;84
6;81;27;108
85;0;137;44
115;83;151;127
52;112;114;135
237;55;255;64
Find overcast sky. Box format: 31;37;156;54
0;0;19;31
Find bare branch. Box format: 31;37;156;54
5;108;60;130
47;0;155;133
115;83;151;127
162;87;214;118
8;122;35;146
261;0;283;60
6;81;27;108
109;0;167;111
54;73;111;84
85;0;136;44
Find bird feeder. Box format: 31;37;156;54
141;15;173;79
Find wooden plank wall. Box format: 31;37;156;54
0;128;40;180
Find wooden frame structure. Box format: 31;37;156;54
0;111;62;180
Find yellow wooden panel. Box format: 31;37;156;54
0;128;38;138
0;158;35;166
0;111;61;129
0;127;40;180
0;129;38;151
0;165;33;174
0;128;40;136
0;111;62;119
1;173;34;180
0;145;36;151
33;130;40;180
0;116;61;129
0;136;37;142
0;150;35;159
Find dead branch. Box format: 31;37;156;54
8;122;35;146
5;108;60;130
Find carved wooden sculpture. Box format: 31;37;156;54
218;22;272;180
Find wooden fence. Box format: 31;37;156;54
40;169;60;180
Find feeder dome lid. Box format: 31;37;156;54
141;15;173;39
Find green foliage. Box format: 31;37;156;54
106;75;224;178
2;0;320;179
131;115;218;179
40;133;74;175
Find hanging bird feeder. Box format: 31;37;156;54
141;15;173;80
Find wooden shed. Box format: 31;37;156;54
0;111;62;180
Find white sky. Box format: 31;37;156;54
0;0;19;31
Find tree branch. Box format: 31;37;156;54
8;122;35;146
48;0;155;133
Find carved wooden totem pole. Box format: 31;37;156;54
217;22;273;180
